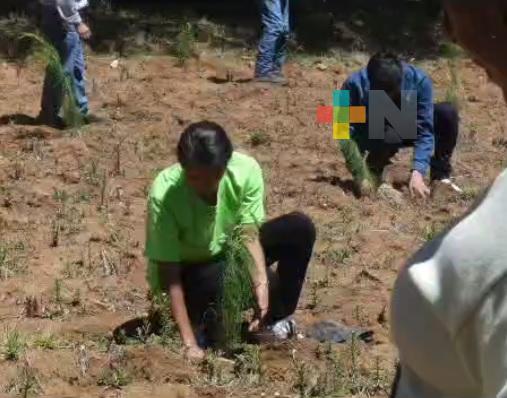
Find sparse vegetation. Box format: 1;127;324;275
5;360;42;398
2;329;25;361
294;339;393;397
0;240;27;280
233;344;263;385
249;131;271;147
151;293;180;349
200;351;233;386
307;280;321;310
32;333;59;350
423;223;443;241
97;367;132;388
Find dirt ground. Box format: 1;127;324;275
0;45;506;398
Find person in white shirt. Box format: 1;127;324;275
38;0;91;128
390;2;507;397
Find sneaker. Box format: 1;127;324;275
431;177;463;201
267;317;297;340
36;113;65;130
254;74;288;85
438;178;464;194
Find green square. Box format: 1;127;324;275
334;107;349;123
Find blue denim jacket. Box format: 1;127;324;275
342;63;434;175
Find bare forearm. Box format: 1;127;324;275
245;238;267;283
158;262;197;347
245;235;269;324
168;283;197;347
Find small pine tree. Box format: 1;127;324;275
173;22;196;66
218;226;256;352
445;59;461;109
339;140;377;195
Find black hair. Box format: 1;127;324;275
367;52;403;92
177;121;233;169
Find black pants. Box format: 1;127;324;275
181;212;316;328
361;102;459;181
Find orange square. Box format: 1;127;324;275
349;106;366;123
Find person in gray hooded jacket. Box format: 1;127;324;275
38;0;91;128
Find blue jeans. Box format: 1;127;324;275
255;0;290;77
40;6;88;122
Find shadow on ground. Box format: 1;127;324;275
0;113;38;126
310;174;360;198
0;0;445;60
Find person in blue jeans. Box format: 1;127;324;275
39;0;91;128
255;0;290;85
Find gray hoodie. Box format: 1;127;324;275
391;168;507;397
40;0;89;26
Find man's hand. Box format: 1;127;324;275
409;170;431;199
249;281;269;332
78;23;92;40
185;344;205;362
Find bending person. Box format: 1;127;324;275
145;121;315;360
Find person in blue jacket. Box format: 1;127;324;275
342;52;460;198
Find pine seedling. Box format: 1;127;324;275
173;22;196;66
23;33;83;128
339;139;377;195
445;59;461;109
218;226;256;352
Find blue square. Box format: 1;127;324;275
333;90;350;106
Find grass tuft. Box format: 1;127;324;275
3;329;25;361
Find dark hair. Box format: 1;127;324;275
367;52;403;92
177;121;233;169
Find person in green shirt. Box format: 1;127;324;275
145;121;316;360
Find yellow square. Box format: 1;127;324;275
333;122;350;140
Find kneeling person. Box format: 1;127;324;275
342;52;460;198
145;121;316;360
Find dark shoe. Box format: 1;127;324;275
36;113;65;130
254;74;288;85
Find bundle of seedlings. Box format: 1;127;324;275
339;139;377;196
218;225;256;353
23;33;83;128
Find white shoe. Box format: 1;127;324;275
439;178;463;194
268;317;297;340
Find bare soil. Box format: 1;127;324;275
0;48;506;397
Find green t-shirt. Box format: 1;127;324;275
145;152;265;291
